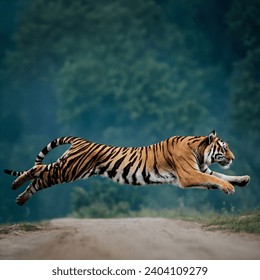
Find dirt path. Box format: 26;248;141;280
0;218;260;259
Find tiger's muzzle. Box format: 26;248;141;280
219;159;232;169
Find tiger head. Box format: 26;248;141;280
204;130;235;169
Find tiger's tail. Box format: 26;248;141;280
3;169;24;176
34;136;78;165
4;136;79;176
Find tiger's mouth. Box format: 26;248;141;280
219;159;232;169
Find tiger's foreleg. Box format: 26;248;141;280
202;167;250;187
178;170;235;195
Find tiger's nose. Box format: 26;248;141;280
229;151;235;160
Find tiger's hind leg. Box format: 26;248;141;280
16;178;52;205
11;165;48;190
6;163;61;205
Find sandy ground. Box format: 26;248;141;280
0;218;260;260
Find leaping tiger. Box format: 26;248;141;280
4;130;250;205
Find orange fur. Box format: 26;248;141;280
4;131;250;205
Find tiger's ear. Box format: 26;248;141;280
208;130;217;144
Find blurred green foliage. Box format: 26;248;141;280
0;0;259;222
204;211;260;234
71;181;143;218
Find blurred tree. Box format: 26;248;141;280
52;0;219;142
228;0;260;139
71;180;144;218
4;0;218;140
227;0;260;207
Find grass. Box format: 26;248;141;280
203;211;260;234
130;208;260;234
0;222;47;235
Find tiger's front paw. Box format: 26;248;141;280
220;182;235;195
237;175;250;187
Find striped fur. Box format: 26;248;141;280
4;131;250;205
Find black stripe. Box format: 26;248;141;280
210;145;216;163
107;156;126;178
51;164;59;184
163;139;175;168
80;146;111;177
95;147;122;175
47;165;53;183
152;144;162;178
42;146;49;155
122;162;133;184
4;169;11;175
132;159;143;185
129;149;137;161
142;169;150;184
141;147;150;184
4;169;16;175
96;152;118;174
198;138;207;148
76;144;107;175
63;155;82;181
91;146;114;170
189;136;201;141
191;138;202;143
211;145;216;156
50;140;57;149
35;155;44;162
202;167;208;173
